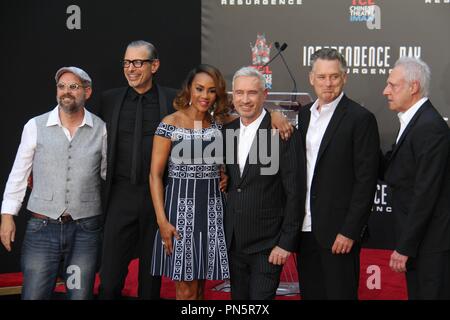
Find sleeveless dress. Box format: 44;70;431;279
151;121;230;281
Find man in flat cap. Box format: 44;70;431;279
0;66;107;299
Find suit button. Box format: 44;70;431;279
237;188;242;193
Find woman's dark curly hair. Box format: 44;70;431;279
173;64;230;124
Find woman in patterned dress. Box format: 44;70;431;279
149;64;294;300
150;64;231;299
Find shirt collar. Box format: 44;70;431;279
397;97;428;126
310;92;344;117
240;108;267;131
128;87;141;101
47;105;93;128
128;84;158;101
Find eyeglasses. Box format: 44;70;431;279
122;59;155;68
56;83;85;91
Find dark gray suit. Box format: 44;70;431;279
383;100;450;299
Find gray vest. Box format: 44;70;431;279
27;111;104;220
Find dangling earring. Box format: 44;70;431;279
189;100;192;106
209;102;217;117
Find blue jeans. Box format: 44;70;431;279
21;215;102;300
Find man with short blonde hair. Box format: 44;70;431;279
225;67;303;300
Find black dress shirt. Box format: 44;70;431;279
114;86;160;183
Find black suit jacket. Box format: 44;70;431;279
298;94;380;249
384;100;450;257
224;112;305;255
95;85;177;214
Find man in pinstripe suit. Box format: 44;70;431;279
224;67;304;300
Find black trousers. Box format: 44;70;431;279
406;250;450;300
98;181;161;299
296;232;360;300
229;241;282;300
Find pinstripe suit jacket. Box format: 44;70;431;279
224;111;305;255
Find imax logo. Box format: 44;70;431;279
349;4;381;30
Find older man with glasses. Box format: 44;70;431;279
0;66;107;299
95;40;177;300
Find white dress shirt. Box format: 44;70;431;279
1;106;107;215
302;92;344;231
238;109;267;175
396;97;428;143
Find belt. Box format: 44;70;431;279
31;213;74;224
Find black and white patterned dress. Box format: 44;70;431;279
151;122;229;281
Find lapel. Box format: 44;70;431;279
110;84;168;155
387;101;429;163
299;106;311;149
239;112;271;183
316;95;348;164
225;119;242;186
109;87;129;159
156;84;169;119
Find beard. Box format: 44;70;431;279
58;94;84;114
